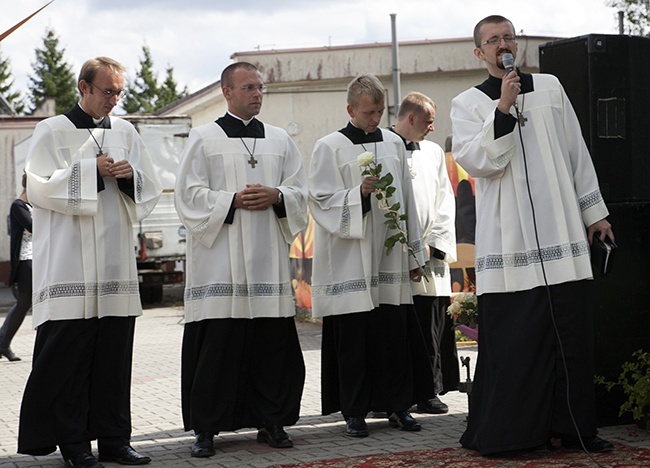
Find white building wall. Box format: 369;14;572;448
163;36;557;169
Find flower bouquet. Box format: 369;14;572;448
447;292;478;341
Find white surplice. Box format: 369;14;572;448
308;129;426;318
174;122;308;322
26;116;162;328
451;73;609;295
408;140;457;297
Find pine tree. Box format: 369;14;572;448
156;65;189;110
26;28;77;115
0;46;25;114
122;45;158;114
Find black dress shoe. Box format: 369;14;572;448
561;435;614;453
257;425;294;448
64;452;103;468
388;411;422;431
98;445;151;465
0;347;21;361
190;432;215;458
415;396;448;414
344;416;369;437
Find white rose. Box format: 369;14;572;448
357;151;374;167
447;301;461;316
468;294;478;307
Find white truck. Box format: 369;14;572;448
125;115;191;303
13;114;191;304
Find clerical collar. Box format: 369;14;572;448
227;111;254;126
339;121;383;144
476;70;534;100
64;103;111;129
388;126;420;151
216;112;265;138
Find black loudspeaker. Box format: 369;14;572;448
539;34;650;203
591;202;650;426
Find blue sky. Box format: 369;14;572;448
2;0;619;100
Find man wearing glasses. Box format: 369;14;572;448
451;15;614;456
19;57;160;467
175;62;307;458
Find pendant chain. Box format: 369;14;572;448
240;137;258;168
360;142;378;164
87;127;106;156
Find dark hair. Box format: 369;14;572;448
473;15;514;47
221;62;259;88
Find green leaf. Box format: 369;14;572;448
374;180;388;190
385;220;398;229
390;202;401;212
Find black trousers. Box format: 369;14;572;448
412;295;460;396
18;316;136;456
0;260;32;350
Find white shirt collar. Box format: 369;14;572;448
228;111;254;126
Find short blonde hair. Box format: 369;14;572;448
347;74;385;107
397;92;436;120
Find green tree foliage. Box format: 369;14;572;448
122;45;158;114
608;0;650;36
0;46;25;114
27;28;77;115
157;65;189;110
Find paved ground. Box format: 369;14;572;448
0;285;648;467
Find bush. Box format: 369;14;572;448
595;349;650;432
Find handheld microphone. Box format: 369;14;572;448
502;52;521;118
502;53;515;74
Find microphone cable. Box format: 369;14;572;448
514;99;604;467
